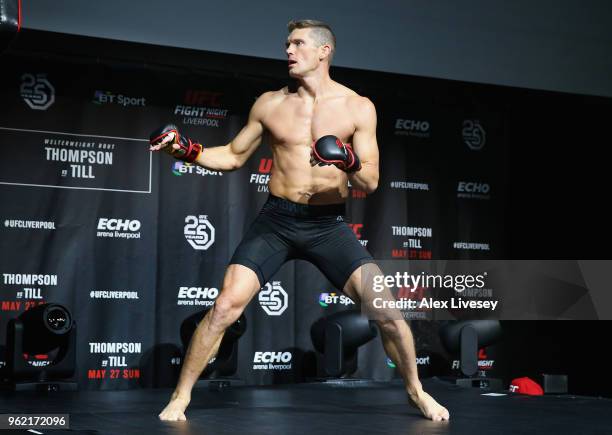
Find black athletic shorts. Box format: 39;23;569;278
229;194;375;290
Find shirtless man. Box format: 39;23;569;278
150;19;449;422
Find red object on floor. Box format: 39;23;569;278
510;377;544;395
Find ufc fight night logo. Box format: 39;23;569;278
258;281;288;316
20;73;55;110
184;215;215;250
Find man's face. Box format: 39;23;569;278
285;28;323;77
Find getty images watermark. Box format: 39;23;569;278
370;270;497;312
359;260;612;320
358;260;502;321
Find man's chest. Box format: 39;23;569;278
264;98;355;144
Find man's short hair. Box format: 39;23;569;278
287;19;336;63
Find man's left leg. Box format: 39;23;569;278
342;263;450;422
302;213;448;421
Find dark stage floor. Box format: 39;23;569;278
1;378;611;435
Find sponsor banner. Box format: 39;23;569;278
390;225;434;260
89;290;140;300
176;88;231;128
184;215;215;250
452;349;495;371
348;223;369;247
0;50;525;390
252;351;293;371
92;90;146;108
1;273;57;312
394;118;431;138
453;241;490;251
172;161;223;177
176;286;218;307
318;292;355;308
386;355;430;368
462;120;486;150
97;218;142;240
249;158;272;194
347;181;367;199
2;219;56;230
259;281;288;316
86;341;142;381
389;180;430;191
0;127;151;193
20;73;55;111
457;181;491;200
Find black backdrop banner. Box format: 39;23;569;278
0;51;509;390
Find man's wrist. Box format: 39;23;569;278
344;144;361;172
170;138;203;163
184;140;203;163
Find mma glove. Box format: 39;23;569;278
149;124;203;163
311;135;361;173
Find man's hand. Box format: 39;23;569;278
310;135;361;172
149;124;203;163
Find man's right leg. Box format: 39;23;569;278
159;263;261;421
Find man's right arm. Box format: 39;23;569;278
193;92;271;171
150;92;272;170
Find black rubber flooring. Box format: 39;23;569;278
1;377;610;434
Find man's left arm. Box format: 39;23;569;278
349;97;379;194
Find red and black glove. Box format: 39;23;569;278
311;135;361;173
149;124;203;163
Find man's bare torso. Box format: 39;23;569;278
260;82;360;205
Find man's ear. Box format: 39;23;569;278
319;44;332;61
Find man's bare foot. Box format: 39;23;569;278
159;392;190;421
408;389;450;421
